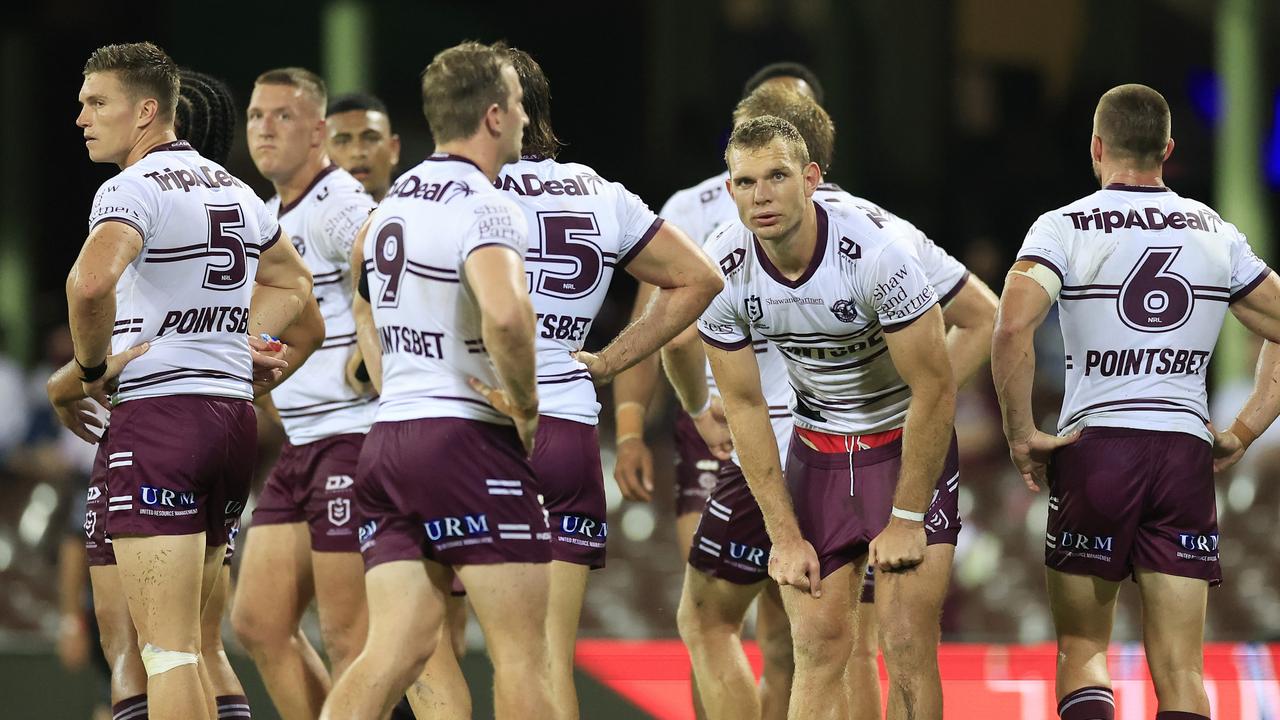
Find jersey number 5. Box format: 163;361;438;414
204;204;247;291
529;211;603;299
1118;247;1193;332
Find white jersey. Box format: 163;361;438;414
91;140;279;403
267;165;377;445
497;157;662;425
698;201;939;435
669;174;969;452
660;171;734;245
1017;183;1272;444
364;154;529;425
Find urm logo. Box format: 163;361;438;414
140;485;196;508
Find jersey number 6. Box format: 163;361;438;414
1118;247;1194;333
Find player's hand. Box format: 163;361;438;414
1007;429;1079;491
249;334;289;397
344;347;374;397
57;614;90;671
1209;422;1246;473
52;398;106;444
691;396;733;461
768;534;823;598
613;435;655;502
869;517;926;573
80;342;151;408
573;350;615;387
467;377;538;455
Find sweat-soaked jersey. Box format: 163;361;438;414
91;140;279;404
698;200;939;435
363;154;528;425
267;165;377;445
497;157;662;425
1017;183;1271;444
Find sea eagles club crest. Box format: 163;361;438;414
830;299;858;323
745;295;764;324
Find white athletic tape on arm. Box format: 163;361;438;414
140;643;198;677
1007;264;1062;301
891;506;926;522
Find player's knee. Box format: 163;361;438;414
140;642;199;677
790;615;850;669
675;593;725;644
230;602;288;654
877;613;934;669
758;624;795;676
93;609;135;662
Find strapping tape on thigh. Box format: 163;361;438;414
140;642;198;676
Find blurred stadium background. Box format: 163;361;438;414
1;0;1279;717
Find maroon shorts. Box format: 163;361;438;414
687;461;771;585
356;418;551;570
252;433;364;553
533;416;607;568
1046;427;1220;585
674;410;720;516
785;431;961;579
100;396;255;549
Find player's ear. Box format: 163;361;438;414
390;134;401;166
137;97;159;129
802;161;821;194
1162;137;1175;163
1090;134;1103;164
483;102;502;138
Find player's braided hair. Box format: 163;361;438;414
175;69;237;165
743;62;824;105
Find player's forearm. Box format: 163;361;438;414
482;296;539;412
267;296;326;388
1233;340;1280;443
661;324;711;414
895;375;956;513
612;282;662;439
945;324;994;387
991;320;1039;441
596;282;718;381
249;279;312;341
721;391;800;541
352;295;383;394
47;361;87;405
67;278;115;367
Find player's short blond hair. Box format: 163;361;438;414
733;85;834;174
724;116;811;171
255;67;327;115
420;41;512;145
1095;84;1170;169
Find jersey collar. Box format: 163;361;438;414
1104;182;1170;193
278;164;339;217
753;201;828;290
426;152;487;175
145;139;194;155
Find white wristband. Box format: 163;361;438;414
688;394;713;418
891;506;926;522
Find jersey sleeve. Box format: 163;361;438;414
88;173;159;245
659;188;703;247
858;240;939;333
1016;214;1068;284
252;196;282;252
310;190;376;264
907;225;969;304
1228;227;1272;302
460;195;528;261
614;184;663;269
697;285;751;351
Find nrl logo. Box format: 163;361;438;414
745;295;764;324
830;299;858;323
328;498;352;526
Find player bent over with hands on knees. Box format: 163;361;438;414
668;84;996;720
992;83;1280;720
55;42;314;720
696;115;958;720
